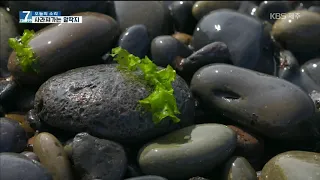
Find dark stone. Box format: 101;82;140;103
124;176;168;180
0;153;53;180
169;1;197;35
190;64;315;139
69;132;127;180
0;117;27;153
151;35;193;67
256;1;293;24
174;41;231;82
238;1;258;16
112;1;173;39
118;24;150;58
34;64;194;144
191;10;275;75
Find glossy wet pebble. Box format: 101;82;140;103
261;151;320;180
271;10;320;53
301;58;320;86
174;41;231;81
237;1;258;16
192;10;274;74
118;24;150;58
0;117;27;153
34;64;194;143
124;175;168;180
169;1;196;34
113;1;173;39
151;35;193;67
67;132;127;180
8;12;120;85
190;64;315;139
172;32;193;46
0;7;18;77
138;124;237;179
223;156;257;180
192;1;241;20
0;152;52;180
33;132;73;180
256;1;293;24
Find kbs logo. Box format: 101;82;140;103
270;13;300;20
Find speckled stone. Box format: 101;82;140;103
34;64;194;144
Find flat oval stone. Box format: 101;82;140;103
34;64;194;143
261;151;320;180
190;64;315;139
68;132;127;180
151;35;193;67
271;10;320;53
33;132;73;180
113;1;173;39
0;117;27;153
192;1;241;20
138;124;237;179
223;156;257;180
0;7;18;77
172;32;192;46
191;10;275;74
0;152;52;180
301;58;320;86
118;24;150;58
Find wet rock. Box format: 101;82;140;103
192;10;275;75
5;113;34;137
5;1;113;31
67;132;127;180
174;42;231;82
0;152;52;180
261;151;320;180
169;1;197;34
223;156;257;180
309;6;320;13
151;35;193;67
0;78;17;111
125;176;168;180
271;10;320;60
0;7;18;77
124;163;143;178
172;32;192;46
238;1;258;16
227;125;264;170
138;124;237;179
0;117;27;153
8;12;120;85
34;64;194;144
113;1;173;39
301;58;320;86
256;1;293;24
189;177;210;180
33;132;73;180
192;1;241;20
21;151;39;162
118;24;150;58
190;64;315;139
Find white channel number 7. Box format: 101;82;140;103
23;11;31;21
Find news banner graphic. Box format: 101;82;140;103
19;11;82;24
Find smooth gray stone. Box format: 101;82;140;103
190;64;315;139
138;124;237;179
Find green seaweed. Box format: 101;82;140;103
8;29;39;73
111;47;181;124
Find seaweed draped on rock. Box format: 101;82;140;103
33;64;194;144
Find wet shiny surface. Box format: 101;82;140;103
138;124;237;179
223;156;257;180
261;151;320;180
190;64;315;139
